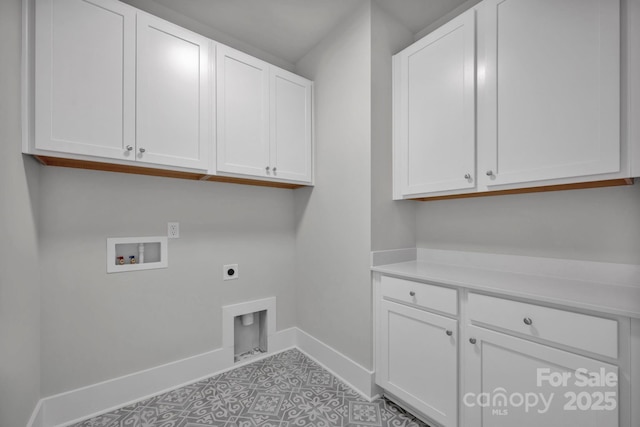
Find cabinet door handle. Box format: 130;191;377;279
273;167;277;173
126;145;133;151
409;291;415;297
523;317;533;326
266;166;270;172
469;338;477;344
446;330;453;336
464;173;471;180
139;147;146;153
486;170;494;176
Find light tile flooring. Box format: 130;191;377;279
71;349;429;427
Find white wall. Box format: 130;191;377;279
416;183;640;264
39;168;297;396
371;3;416;251
0;0;42;425
294;1;374;369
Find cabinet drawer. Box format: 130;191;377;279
381;276;457;316
468;293;618;359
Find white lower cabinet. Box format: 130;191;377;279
377;292;458;426
375;275;629;427
464;325;618;427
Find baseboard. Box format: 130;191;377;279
631;319;640;427
27;327;375;427
26;399;44;427
34;327;297;427
294;328;376;400
48;347;233;427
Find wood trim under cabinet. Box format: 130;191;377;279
33;156;304;189
411;178;634;201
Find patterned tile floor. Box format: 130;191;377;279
71;349;429;427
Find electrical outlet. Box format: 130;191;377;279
223;264;238;280
168;222;179;239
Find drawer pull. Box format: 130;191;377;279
523;317;533;326
469;338;477;344
409;291;415;297
446;330;453;336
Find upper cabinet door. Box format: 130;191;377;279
394;9;476;198
216;46;270;177
478;0;620;188
35;0;136;159
136;14;211;170
270;69;313;183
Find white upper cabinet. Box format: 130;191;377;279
34;0;210;171
35;0;136;159
477;0;620;189
216;46;271;177
270;68;313;183
394;0;628;200
136;14;211;170
31;0;313;186
216;45;313;184
394;9;475;198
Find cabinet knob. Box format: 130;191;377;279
126;145;133;152
139;147;146;153
446;330;453;336
273;167;277;173
486;170;494;176
409;291;415;297
469;338;477;344
464;173;471;180
523;317;533;326
266;166;270;172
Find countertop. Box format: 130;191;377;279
371;249;640;319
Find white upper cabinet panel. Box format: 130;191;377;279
394;9;476;198
35;0;135;159
216;46;270;177
270;69;313;183
136;14;210;170
31;0;312;185
215;46;313;184
478;0;620;187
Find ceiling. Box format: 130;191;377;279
150;0;468;64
